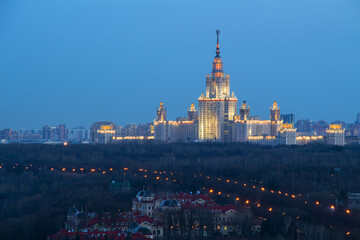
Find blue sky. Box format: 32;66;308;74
1;0;360;129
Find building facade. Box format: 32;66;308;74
326;124;345;146
198;30;237;141
89;121;116;144
154;103;198;142
233;102;285;143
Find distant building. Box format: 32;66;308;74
89;121;115;144
280;113;295;125
42;125;52;139
331;120;346;129
356;113;360;124
239;101;250;120
278;124;297;145
296;133;324;145
295;119;312;133
112;122;154;142
154;103;198;142
198;30;237;141
0;129;12;140
326;124;345;146
188;103;198;121
312;120;329;136
156;102;167;121
57;124;66;140
42;125;66;140
68;126;88;141
233;102;284;143
345;136;360;145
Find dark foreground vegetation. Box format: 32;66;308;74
0;143;360;240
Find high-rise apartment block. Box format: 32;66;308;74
89;121;115;144
68;126;88;141
281;114;295;125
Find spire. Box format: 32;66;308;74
216;29;220;57
212;29;224;76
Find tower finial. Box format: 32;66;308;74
216;29;220;57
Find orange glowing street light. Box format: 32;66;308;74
268;208;273;212
209;189;214;193
245;200;249;204
346;209;350;214
315;201;320;205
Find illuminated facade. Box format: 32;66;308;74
89;121;115;144
198;30;237;141
154;103;198;142
233;102;284;143
325;124;345;146
278;124;297;145
156;102;167;121
188;103;198;121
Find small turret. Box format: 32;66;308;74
156;102;167;121
188;103;198;121
240;101;250;120
270;101;280;121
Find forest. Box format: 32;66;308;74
0;143;359;240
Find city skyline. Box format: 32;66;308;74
1;0;360;129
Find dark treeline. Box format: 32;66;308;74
0;143;360;240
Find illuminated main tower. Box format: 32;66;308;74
198;30;237;141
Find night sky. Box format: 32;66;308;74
1;0;360;129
